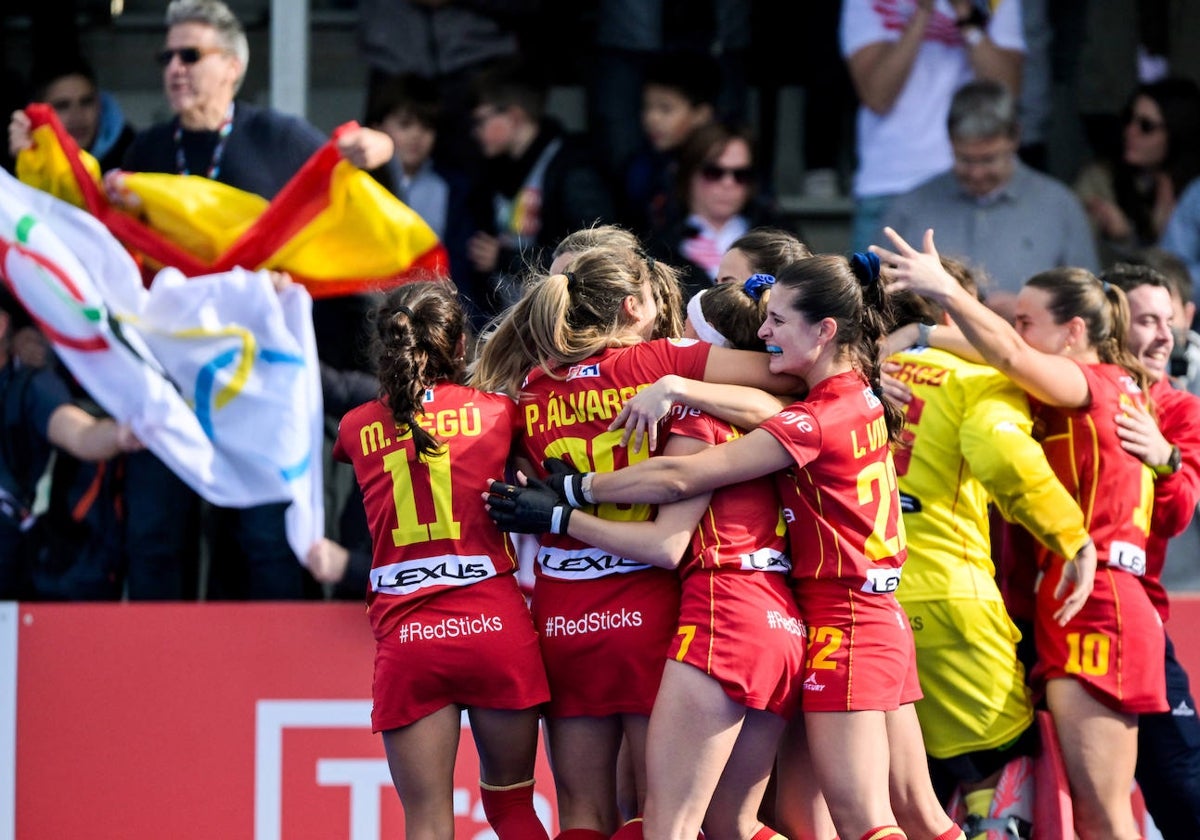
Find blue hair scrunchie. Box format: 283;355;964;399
849;251;881;285
743;273;776;301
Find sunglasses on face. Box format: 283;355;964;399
699;163;754;185
1127;114;1165;134
155;45;226;66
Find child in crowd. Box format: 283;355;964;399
364;73;473;313
464;57;615;326
618;52;720;240
28;54;136;172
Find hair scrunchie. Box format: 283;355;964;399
849;251;881;285
395;304;416;319
743;273;775;301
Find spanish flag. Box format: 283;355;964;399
15;103;448;297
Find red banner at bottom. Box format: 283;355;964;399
5;598;1200;839
6;602;556;840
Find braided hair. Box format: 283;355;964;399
371;281;467;458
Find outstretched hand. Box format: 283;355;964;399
870;228;958;304
1051;539;1096;626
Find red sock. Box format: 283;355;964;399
608;817;644;840
479;780;549;840
932;826;965;840
859;827;907;840
750;826;786;840
553;830;610;840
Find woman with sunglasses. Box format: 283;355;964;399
647;122;783;302
1075;76;1200;266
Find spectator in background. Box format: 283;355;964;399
1128;247;1200;390
0;288;142;600
355;0;536;177
647;122;781;301
27;54;136;173
465;57;615;326
1075;77;1200;267
879;79;1097;321
6;0;395;600
617;52;719;240
587;0;750;180
364;74;474;317
840;0;1024;252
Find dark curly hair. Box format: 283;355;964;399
371;280;467;458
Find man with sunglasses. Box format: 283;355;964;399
878;79;1097;322
121;0;392;197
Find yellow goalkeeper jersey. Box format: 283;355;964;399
889;346;1090;604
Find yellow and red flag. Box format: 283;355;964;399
16;103;448;298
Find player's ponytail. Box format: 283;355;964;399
373;281;466;458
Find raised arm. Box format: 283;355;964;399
46;404;142;462
957;0;1024;97
874;227;1089;407
845;2;935;114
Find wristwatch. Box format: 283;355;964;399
1152;444;1183;478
